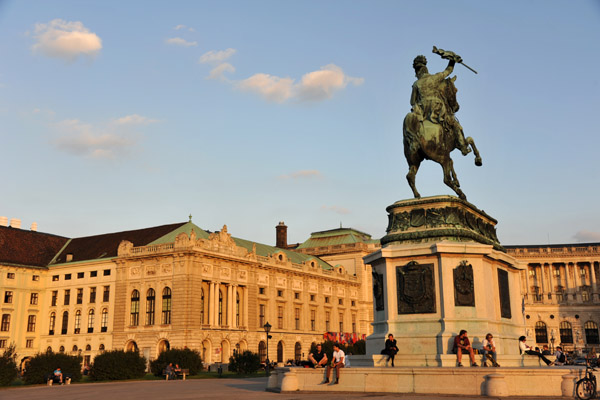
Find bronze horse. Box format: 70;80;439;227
403;76;481;200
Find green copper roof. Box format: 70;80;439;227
297;227;378;249
148;222;210;245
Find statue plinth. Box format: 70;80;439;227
360;196;525;367
382;195;503;251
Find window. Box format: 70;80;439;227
130;290;140;326
236;291;240;326
87;309;95;333
295;342;302;362
325;311;330;331
26;339;33;348
77;288;83;304
52;275;59;281
352;314;356;333
51;291;58;306
560;321;574;343
294;308;300;330
74;310;81;334
259;304;265;327
585;321;600;344
294;293;300;300
32;275;39;281
310;310;316;331
0;340;6;348
162;287;172;325
351;300;356;307
6;272;15;279
65;274;71;280
1;314;10;331
72;345;78;352
277;290;283;297
59;346;65;353
200;289;205;324
259;287;265;295
325;296;330;304
27;315;36;332
339;312;344;332
61;311;68;334
90;287;96;303
146;289;155;325
535;321;548;343
77;272;84;279
583;289;591;302
101;308;108;332
218;290;223;325
258;341;266;363
103;269;111;276
30;293;39;305
4;291;13;304
49;312;56;335
90;271;98;278
310;294;315;302
64;289;70;305
278;306;284;329
339;299;343;305
99;344;105;351
103;286;110;302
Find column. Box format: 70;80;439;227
525;265;532;302
232;285;238;328
547;264;554;301
538;265;546;293
564;263;572;291
226;284;233;327
243;286;248;328
214;283;220;326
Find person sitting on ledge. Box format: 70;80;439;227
381;333;399;367
308;343;328;368
554;346;566;366
482;333;500;367
324;343;345;384
53;367;64;384
541;345;551;355
453;330;478;367
519;336;553;365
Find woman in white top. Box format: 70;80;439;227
519;336;553;366
482;333;500;367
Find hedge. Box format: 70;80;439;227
149;348;203;376
22;350;82;384
228;350;260;374
89;350;146;381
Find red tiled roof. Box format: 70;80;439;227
0;226;69;268
53;222;187;263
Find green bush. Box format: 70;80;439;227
22;350;82;384
228;350;260;375
149;348;203;376
0;344;18;386
89;350;146;381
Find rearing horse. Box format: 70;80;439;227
403;76;481;200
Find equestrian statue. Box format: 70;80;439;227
403;46;481;201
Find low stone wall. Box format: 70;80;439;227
351;353;556;368
268;366;589;397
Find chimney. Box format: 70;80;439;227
0;216;7;227
31;222;38;231
9;218;21;229
276;221;287;249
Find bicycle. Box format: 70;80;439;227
576;361;597;400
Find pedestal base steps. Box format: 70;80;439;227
268;366;585;397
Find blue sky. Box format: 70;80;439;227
1;0;599;247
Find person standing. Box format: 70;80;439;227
324;343;345;384
453;330;478;367
482;333;500;367
519;336;553;366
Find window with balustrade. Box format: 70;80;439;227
162;287;171;325
560;321;573;343
88;309;95;333
585;321;599;344
146;289;155;325
130;290;140;326
535;321;548;343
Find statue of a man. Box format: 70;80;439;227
410;52;470;156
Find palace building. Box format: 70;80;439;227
1;215;599;372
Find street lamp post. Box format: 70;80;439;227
264;322;272;376
550;329;555;353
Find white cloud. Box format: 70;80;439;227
173;24;195;32
112;114;160;125
279;170;322;180
199;48;236;64
165;37;198;47
238;64;363;103
573;230;600;242
321;205;351;215
208;63;235;81
31;19;102;61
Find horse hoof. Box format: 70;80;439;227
475;157;482;166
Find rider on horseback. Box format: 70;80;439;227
410;53;470;156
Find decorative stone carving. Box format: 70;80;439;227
372;272;384;311
453;261;475;307
396;261;436;314
276;276;286;288
221;268;231;279
257;274;268;285
130;267;140;277
162;264;172;275
238;270;247;282
292;280;302;290
308;283;318;293
336;287;345;297
146;266;156;276
323;285;332;295
117;240;133;256
498;268;512;318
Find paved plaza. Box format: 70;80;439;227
0;377;562;400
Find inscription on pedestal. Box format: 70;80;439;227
396;261;436;314
498;269;511;318
454;261;475;307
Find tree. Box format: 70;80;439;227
228;350;260;375
0;343;18;386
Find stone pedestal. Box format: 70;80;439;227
364;196;525;366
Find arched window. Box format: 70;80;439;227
258;341;266;363
59;346;65;353
85;344;91;351
294;342;301;362
560;321;573;343
200;289;205;325
535;321;548;343
130;290;140;326
87;309;95;333
61;311;69;335
101;308;108;332
72;345;78;352
146;289;155;325
236;291;240;326
158;339;170;353
46;346;52;353
277;341;284;363
162;287;172;325
99;343;105;351
585;321;600;344
74;310;81;334
49;312;56;335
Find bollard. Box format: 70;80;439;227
484;374;508;397
561;374;577;397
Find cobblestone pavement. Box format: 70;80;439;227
0;378;558;400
